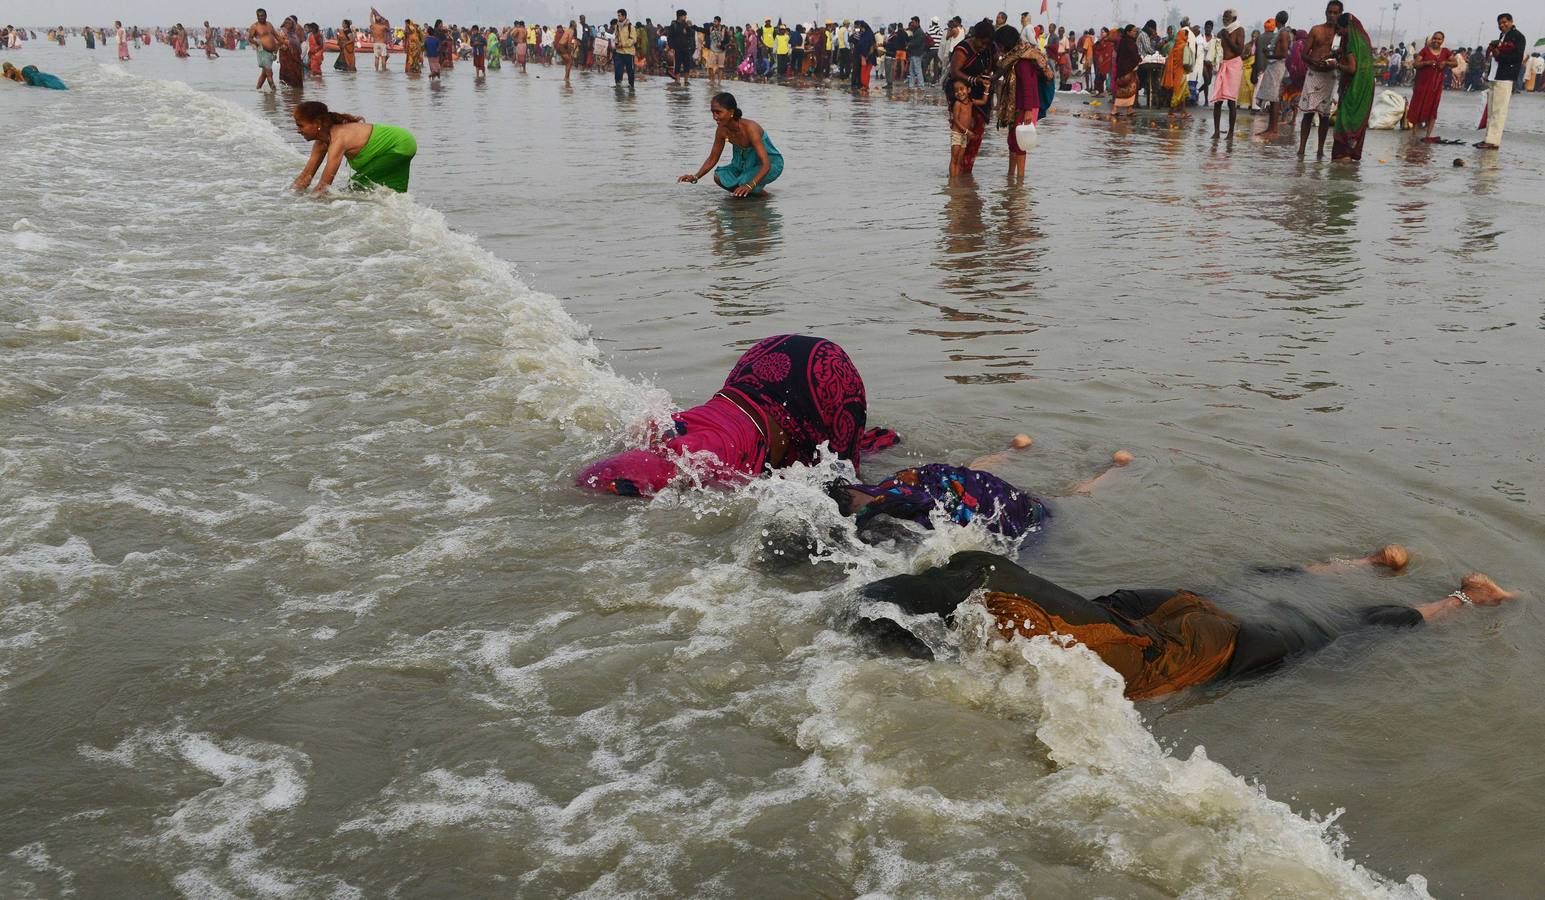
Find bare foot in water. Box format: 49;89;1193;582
1419;572;1518;620
1458;572;1517;606
1366;543;1410;571
1066;449;1133;494
1304;543;1410;574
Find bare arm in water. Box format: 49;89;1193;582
292;141;328;191
679;127;728;184
969;436;1133;494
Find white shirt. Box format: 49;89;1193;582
942;27;962;62
1193;32;1213;77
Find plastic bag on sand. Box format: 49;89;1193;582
1368;90;1408;130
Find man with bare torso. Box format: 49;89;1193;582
248;7;279;90
512;21;528;72
1211;9;1246;137
370;12;390;71
1297;0;1342;157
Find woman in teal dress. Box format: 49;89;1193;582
677;92;783;197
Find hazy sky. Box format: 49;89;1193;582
24;0;1526;47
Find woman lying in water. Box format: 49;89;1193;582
828;434;1134;539
577;334;898;496
855;548;1516;700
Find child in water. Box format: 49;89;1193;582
949;79;985;175
424;28;441;79
470;27;487;76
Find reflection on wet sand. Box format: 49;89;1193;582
935;182;1046;292
707;199;783;261
702;201;784;320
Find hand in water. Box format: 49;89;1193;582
677;174;698;183
731;184;753;197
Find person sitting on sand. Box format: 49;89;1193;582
577;335;898;497
289;101;417;194
853;547;1515;700
677;92;783;198
828;436;1133;539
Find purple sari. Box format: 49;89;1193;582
847;464;1048;538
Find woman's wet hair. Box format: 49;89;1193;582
294;101;364;128
711;91;743;120
994;24;1020;51
970;19;994;41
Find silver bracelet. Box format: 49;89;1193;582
1447;590;1473;606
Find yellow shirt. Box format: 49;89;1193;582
761;25;774;46
614;22;636;53
774;32;790;54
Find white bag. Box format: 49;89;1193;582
1015;121;1038;149
1368;90;1408;129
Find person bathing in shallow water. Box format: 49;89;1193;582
829;435;1135;540
855;547;1515;700
290;101;418;194
577;335;898;497
948;79;987;176
677;92;784;198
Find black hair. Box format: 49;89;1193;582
993;23;1020;51
1336;12;1350;28
1276;10;1289;25
711;91;742;119
970;19;994;40
1325;0;1344;12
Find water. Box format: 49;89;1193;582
3;44;1543;898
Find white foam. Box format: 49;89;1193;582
6;842;77;897
78;727;359;899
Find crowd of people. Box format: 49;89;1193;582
14;7;1535;164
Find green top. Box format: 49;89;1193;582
346;124;418;193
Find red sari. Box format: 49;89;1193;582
307;32;324;75
1405;46;1450;127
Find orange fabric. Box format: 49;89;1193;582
1160;29;1189;92
983;589;1239;700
